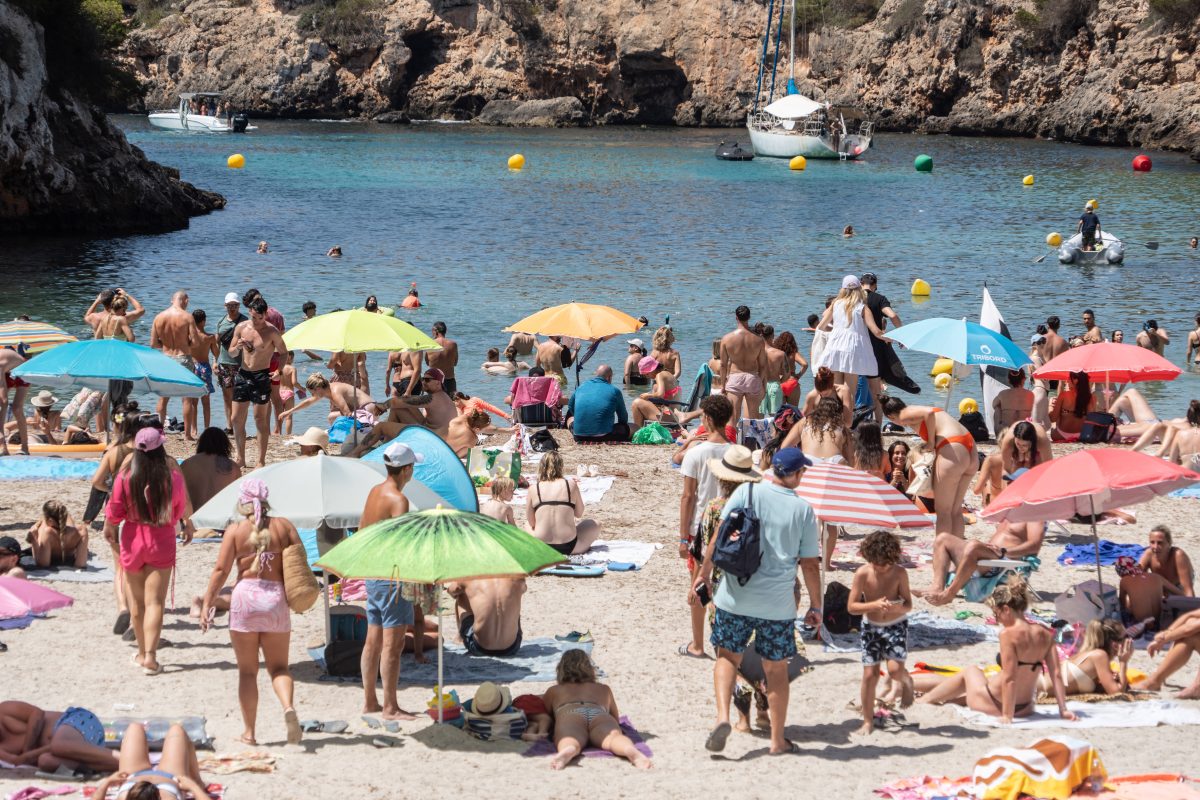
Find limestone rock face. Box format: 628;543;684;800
476;96;584;126
0;0;224;235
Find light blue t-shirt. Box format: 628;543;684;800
713;481;819;621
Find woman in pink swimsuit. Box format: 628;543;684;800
199;480;303;746
104;427;190;676
630;356;680;431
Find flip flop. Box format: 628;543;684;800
769;740;799;755
284;708;302;745
704;722;731;753
677;644;709;659
301;720;349;733
113;610;131;635
143;663;163;676
607;562;637;571
371;736;399;748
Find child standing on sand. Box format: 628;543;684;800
274;352;299;436
847;530;914;734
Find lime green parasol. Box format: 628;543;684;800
282;309;441;354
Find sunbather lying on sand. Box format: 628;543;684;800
0;701;117;774
90;721;212;800
543;650;652;770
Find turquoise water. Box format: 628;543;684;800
5;118;1200;430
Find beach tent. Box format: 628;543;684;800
362;426;478;512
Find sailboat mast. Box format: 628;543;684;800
789;0;795;82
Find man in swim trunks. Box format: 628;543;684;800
182;308;219;441
1043;317;1068;392
0;701;117;773
215;293;247;430
918;521;1045;606
719;305;768;426
445;574;526;658
228;298;288;468
1077;203;1101;251
1081;309;1103;344
861;273;903;423
150;291;200;427
536;336;571;388
385;349;422;397
0;344;31;456
426;322;459;394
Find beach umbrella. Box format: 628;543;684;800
503;302;642;341
0;576;73;619
982;450;1200;592
10;339;206;397
1032;342;1180;385
315;507;566;720
282;309;441;354
0;321;77;355
190;454;449;529
794;462;932;530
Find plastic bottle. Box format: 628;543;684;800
1125;617;1154;639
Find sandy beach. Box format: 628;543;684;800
3;431;1198;799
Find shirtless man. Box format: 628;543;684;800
1185;315;1200;365
719;306;768;425
536;337;570;388
507;331;539;357
1044;316;1069;364
760;327;789;417
918;521;1046;606
182;309;219;441
150;291;200;426
0;345;31;456
0;702;118;773
360;442;423;720
445;574;526;657
279;374;380;426
445;408;491;457
227;298;288;468
1117;556;1181;627
426;322;459;394
83;288;145;336
385;349;423;397
1135;319;1169;355
1081;309;1103;345
382;368;457;437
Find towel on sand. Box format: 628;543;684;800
522;716;651;759
956;699;1200;729
510;476;615;507
24;558;114;583
0;457;97;481
570;540;660;569
1058;540;1146;567
816;611;998;654
1170;484;1200;499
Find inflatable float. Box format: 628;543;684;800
26;442;106;459
1058;231;1125;265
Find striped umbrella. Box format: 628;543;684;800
0;320;77;355
794;461;932;529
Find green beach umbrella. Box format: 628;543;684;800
282;309;441;354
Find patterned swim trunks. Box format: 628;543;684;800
216;363;238;390
860;618;909;666
194;361;214;394
710;606;797;662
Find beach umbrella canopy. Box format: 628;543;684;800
0;321;77;355
794;462;933;529
0;576;73;620
888;317;1032;370
190;454;449;530
11;339;205;397
503;302;642;341
1032;342;1181;384
282;309;441;354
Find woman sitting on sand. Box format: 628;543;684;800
886;441;913;495
526;451;600;556
785;396;849;464
1139;525;1195;596
91;721;212;800
1126;397;1200;468
1048;371;1096;442
1038;619;1131;697
199;480;303;746
26;500;87;569
852;422;888;479
973;421;1052;506
802;367;853;428
916;577;1077;724
543;650;652;770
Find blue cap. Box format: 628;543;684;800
772;447;812;476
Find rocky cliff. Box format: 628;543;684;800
123;0;1200;157
0;0;224;235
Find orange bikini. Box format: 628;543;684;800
918;409;975;454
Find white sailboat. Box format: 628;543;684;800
746;0;873;159
148;92;255;133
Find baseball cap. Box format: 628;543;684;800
423;367;445;383
860;272;878;285
626;338;644;349
772;447;812;476
224;292;240;304
841;274;861;290
1030;334;1046;345
382;442;425;468
134;427;165;452
0;536;20;555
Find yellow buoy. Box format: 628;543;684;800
1046;232;1062;247
934;373;951;389
930;357;954;377
911;278;931;296
1022;174;1034;186
227;153;245;169
959;398;978;415
507;153;525;170
789;155;807;171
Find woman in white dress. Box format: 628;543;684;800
814;275;889;391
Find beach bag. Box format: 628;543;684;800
462;701;527;741
530;428;558;452
823;581;861;634
1054;580;1120;624
907;452;935;498
631;422;673;445
1079;412;1118;444
712;483;761;586
282;543;321;613
959;411;991;443
467;448;522;487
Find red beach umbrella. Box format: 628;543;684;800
794;462;932;529
1032;342;1180;384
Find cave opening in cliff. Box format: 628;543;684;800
396;29;449;109
615;53;690;125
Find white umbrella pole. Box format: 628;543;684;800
322;571;331;647
1089;496;1105;608
437;585;444;724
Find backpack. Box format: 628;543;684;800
712;483;762;586
823;580;862;634
959;411;991;443
529;428;558;452
1079;412;1118;444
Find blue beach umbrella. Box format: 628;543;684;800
12;339;206;397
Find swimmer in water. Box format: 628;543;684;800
257;241;269;254
843;225;855;237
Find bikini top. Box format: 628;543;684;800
917;408;946;443
119;769;182;800
533;481;575;510
996;651;1044;672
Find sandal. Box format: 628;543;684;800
769;740;799;755
704;722;731;752
113;611;131;635
677;643;709;659
301;720;349;734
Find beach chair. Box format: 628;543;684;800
509;375;563;428
950;555;1041;604
646;364;712;432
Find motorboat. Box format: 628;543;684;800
148;92;255;133
715;141;754;161
1058;231;1125;265
745;0;873;159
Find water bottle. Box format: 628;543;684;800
1125;617;1154;639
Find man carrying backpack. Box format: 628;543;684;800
693;447;821;756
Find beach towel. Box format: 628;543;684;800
1094;775;1200;799
0;615;33;630
874;774;974;799
24;558;114;584
509;476;615;507
569;540;660;569
1058;540;1146;567
523;716;652;759
0;457;98;481
310;638;597;685
814;611;998;654
198;751;277;775
949;556;1039;604
973;736;1102;800
6;787;77;800
1170;484;1200;499
956;699;1200;729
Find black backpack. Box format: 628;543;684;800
959;411;991;443
823;581;862;634
1079;412;1118;444
712;483;762;586
529;428;559;452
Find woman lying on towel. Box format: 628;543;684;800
91;721;212;800
1038;619;1131;697
543;650;652;771
915;577;1078;724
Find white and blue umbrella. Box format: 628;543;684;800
12;339;206;397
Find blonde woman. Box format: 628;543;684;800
526;451;600;555
814;275;889;390
200;480;303;745
543;649;652;770
650;326;682;379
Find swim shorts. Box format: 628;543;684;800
194;361;214;394
5;374;28;389
170;352;196;372
53;707;105;746
459;613;522;658
724;372;763;396
365;580;414;628
710;606;796;662
216;363;239;390
860;618;909;665
441;378;457;395
233;368;271;405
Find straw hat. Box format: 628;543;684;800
31;390;58;408
472;681;512;715
289;427;329;450
708;445;761;483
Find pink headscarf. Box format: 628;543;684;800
238;478;269;528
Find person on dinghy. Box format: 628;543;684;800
1077;203;1102;252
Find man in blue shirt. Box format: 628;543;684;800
566;365;630;443
694;447;821;756
1077;203;1101;252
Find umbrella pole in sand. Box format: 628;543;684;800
437;585;445;724
1089;496;1105;603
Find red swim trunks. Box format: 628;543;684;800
5;375;28;389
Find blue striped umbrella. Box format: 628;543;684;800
12;339;206;397
888;317;1032;370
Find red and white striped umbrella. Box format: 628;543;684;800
794;461;932;529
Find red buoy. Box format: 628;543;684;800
1132;154;1152;172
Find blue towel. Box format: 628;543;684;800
1057;540;1145;567
1170;484;1200;499
0;457;97;480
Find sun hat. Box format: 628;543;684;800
383;442;425;468
1030;334;1046;345
0;536;20;556
708;445;762;483
223;292;240;304
30;390;58;408
637;355;661;375
472;682;512;715
841;274;861;290
423;367;445;383
134;427;165;452
626;338;645;349
289;427;329;450
772;447;812;477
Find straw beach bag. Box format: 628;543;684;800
282;544;320;613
